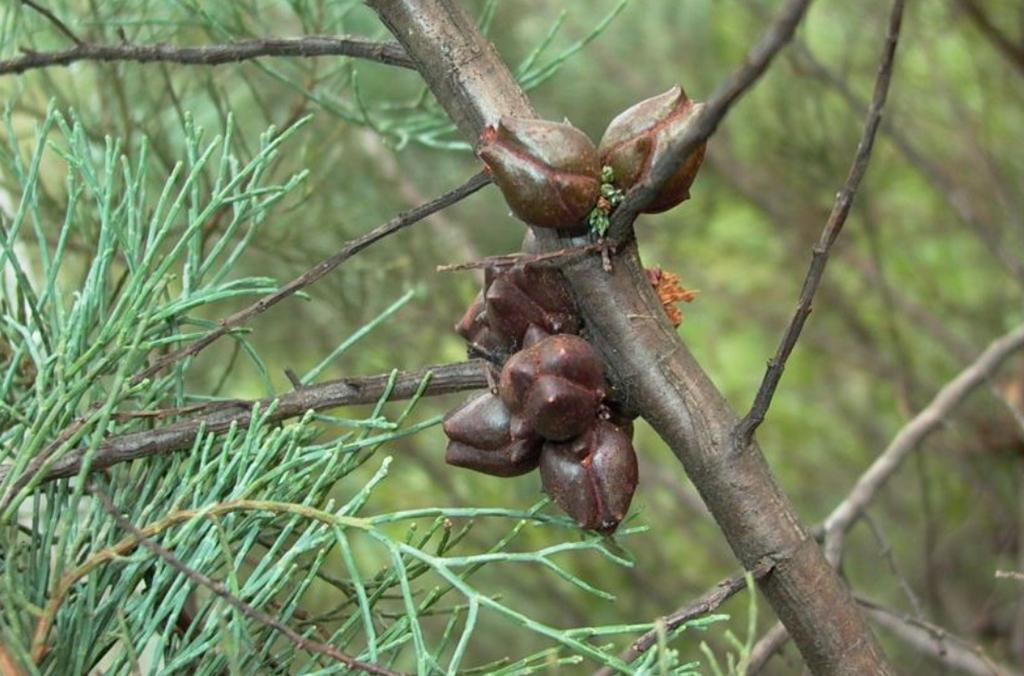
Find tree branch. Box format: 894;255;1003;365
89;486;401;676
1;360;488;489
0;35;414;77
367;0;894;672
20;0;83;46
778;12;1024;286
860;598;1021;676
997;570;1024;583
736;0;904;444
606;0;813;240
954;0;1024;77
747;321;1024;669
746;622;791;675
131;171;489;384
595;558;775;676
749;595;1023;676
824;322;1024;563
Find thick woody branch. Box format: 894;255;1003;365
367;0;893;672
0;35;414;77
1;361;488;488
369;1;534;137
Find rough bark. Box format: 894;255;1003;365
366;1;893;672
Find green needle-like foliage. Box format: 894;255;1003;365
1;0;1016;672
0;2;757;672
0;106;725;674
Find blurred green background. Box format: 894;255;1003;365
2;0;1022;672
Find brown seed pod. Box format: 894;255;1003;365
521;375;600;441
531;334;605;394
498;334;606;440
520;323;551;349
539;420;639;533
498;334;605;410
443;392;542;477
454;291;485;342
477;117;601;230
484;264;579;347
603;404;637;439
506;265;576;321
598;86;707;214
454;291;514;360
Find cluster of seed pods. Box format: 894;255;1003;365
476;86;707;232
443;86;708;533
443;263;638;534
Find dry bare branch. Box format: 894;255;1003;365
953;0;1024;77
606;0;814;240
131;171;490;384
861;599;1020;676
595;558;775;676
19;0;82;46
736;0;905;444
0;360;488;492
1;35;413;76
824;322;1024;562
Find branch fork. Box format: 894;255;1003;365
365;0;896;672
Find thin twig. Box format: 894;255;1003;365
19;0;82;46
88;486;401;676
824;322;1024;563
1;35;413;76
594;558;775;676
436;241;605;273
690;6;906;667
0;416;89;512
736;0;904;445
0;639;26;676
748;597;1023;676
859;597;1021;676
996;570;1024;582
778;16;1024;285
745;622;790;675
862;512;927;622
131;171;490;384
0;360;488;491
953;0;1024;77
750;322;1024;671
715;128;1024;447
606;0;814;241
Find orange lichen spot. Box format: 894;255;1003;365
645;266;697;327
